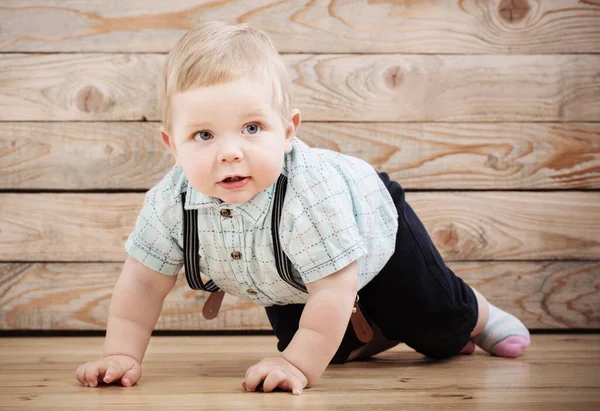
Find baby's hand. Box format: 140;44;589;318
75;355;141;388
243;356;308;395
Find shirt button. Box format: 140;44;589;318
220;208;231;218
247;289;257;295
231;251;242;260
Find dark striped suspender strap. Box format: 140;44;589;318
181;191;220;292
271;175;308;293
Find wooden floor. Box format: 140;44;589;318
0;335;599;410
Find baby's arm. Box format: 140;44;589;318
103;256;176;361
75;256;177;387
244;260;358;392
283;261;358;382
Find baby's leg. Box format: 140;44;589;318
465;287;530;358
368;173;529;360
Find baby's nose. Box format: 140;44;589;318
220;154;240;162
218;147;243;162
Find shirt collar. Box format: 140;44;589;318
184;180;275;224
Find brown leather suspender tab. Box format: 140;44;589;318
202;290;225;320
350;296;373;343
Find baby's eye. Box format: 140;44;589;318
242;123;262;135
193;131;213;141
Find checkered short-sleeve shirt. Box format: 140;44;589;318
125;138;398;306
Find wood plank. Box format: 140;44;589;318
0;262;598;331
1;54;599;122
2;122;599;190
1;1;599;53
1;192;598;262
302;122;600;189
1;336;599;410
0;122;173;190
1;335;599;410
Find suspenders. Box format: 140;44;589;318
180;174;373;342
181;174;306;294
270;175;307;293
181;190;220;293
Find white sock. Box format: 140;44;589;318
472;304;530;357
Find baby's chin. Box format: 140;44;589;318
219;196;254;205
217;190;260;205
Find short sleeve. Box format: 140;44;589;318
280;164;367;284
125;171;184;275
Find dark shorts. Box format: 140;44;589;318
265;172;479;363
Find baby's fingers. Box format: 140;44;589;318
261;369;288;393
244;365;269;392
75;363;90;385
268;372;303;395
288;377;304;395
84;362;108;388
119;365;142;387
102;364;124;385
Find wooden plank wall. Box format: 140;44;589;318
0;0;599;331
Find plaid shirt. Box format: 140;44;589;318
125;138;397;306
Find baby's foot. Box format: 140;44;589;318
460;340;475;355
491;335;530;358
472;304;530;358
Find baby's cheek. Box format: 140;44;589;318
256;155;284;181
184;153;208;174
185;161;212;190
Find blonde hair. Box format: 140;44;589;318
159;21;293;134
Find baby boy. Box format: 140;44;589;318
75;21;530;395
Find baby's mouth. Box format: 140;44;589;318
222;176;246;183
218;175;251;190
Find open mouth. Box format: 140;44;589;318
222;176;246;183
218;175;250;190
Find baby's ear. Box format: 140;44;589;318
160;127;179;161
285;109;301;151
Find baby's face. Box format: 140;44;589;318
165;77;296;204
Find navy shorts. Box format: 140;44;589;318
265;172;479;363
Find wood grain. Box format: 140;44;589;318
0;261;598;330
0;122;173;190
1;192;598;262
2;122;599;190
1;0;599;53
1;335;600;410
1;54;599;121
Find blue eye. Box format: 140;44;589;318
243;123;261;135
194;131;213;141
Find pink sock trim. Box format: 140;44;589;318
492;335;530;358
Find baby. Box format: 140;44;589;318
75;21;531;395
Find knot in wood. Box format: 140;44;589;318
432;224;460;249
384;66;403;89
75;85;110;113
498;0;530;23
485;154;509;171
